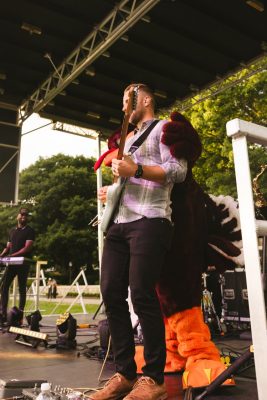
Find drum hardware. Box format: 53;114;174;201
88;214;100;227
201;273;225;334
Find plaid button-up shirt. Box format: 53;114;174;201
113;119;188;223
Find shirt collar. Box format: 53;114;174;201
17;225;27;230
136;118;156;134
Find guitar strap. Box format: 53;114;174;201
128;119;159;155
99;119;160;232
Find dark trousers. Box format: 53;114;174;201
101;218;173;384
0;264;30;317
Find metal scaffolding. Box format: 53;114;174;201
18;0;160;123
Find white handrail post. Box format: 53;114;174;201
12;277;18;307
35;261;47;310
227;118;267;400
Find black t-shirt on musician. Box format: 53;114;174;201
8;225;35;257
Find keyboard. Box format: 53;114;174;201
0;257;25;265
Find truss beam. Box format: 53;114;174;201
0;150;19;174
175;53;267;112
52;121;99;140
18;0;160;124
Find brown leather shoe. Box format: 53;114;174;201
88;373;137;400
123;376;168;400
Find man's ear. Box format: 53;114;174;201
144;95;152;107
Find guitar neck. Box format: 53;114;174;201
113;85;137;184
117;113;130;160
117;85;137;160
113;109;131;184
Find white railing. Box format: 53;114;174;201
227;118;267;400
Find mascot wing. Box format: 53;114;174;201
205;194;244;271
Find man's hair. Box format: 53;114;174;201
19;207;29;215
124;83;155;108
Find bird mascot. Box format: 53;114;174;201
94;112;244;389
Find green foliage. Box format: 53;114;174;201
0;154;103;283
0;206;20;251
168;67;267;198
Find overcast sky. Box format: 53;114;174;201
19;113;102;171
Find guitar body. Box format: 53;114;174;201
100;179;125;233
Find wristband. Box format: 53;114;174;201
134;164;143;179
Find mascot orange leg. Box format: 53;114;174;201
134;318;186;374
165;317;186;372
167;306;235;389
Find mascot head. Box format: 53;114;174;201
162;112;202;167
93;127;122;171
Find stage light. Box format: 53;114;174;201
121;35;129;42
56;312;77;349
246;0;264;11
142;15;151;23
154;90;167;99
9;326;48;340
102;51;111;58
87;111;101;119
189;84;199;93
72;79;80;85
7;306;23;327
9;326;48;348
109;117;121;124
85;67;96;77
21;22;42;35
26;310;42;332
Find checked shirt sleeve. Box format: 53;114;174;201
159;139;188;184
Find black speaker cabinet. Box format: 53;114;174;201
222;269;250;322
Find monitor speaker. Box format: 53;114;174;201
222;269;250;322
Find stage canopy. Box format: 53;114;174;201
0;0;266;201
1;0;267;134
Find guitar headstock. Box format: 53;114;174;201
117;84;139;161
133;85;139;110
125;85;139;116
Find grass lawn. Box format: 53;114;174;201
25;300;99;315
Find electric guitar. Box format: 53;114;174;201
100;86;139;233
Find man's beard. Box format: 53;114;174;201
130;109;144;126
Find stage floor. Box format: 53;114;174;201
0;313;258;400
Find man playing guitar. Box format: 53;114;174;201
0;207;35;327
90;84;187;400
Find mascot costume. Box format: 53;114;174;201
94;112;244;389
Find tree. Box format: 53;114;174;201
169;68;267;199
0;206;19;252
17;153;112;283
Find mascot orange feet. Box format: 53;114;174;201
167;307;235;389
